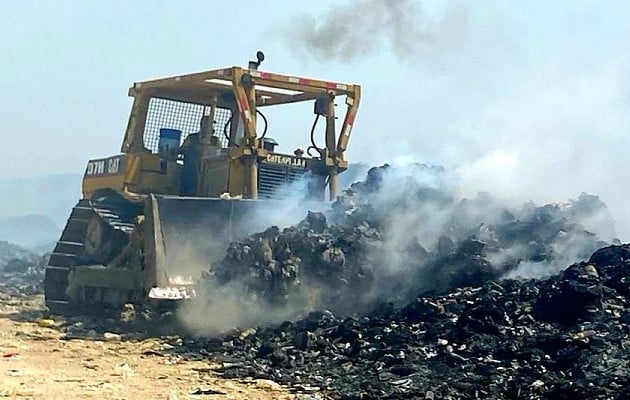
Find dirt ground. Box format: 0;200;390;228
0;294;296;400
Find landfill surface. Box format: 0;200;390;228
0;244;294;399
200;164;612;321
0;241;46;296
184;245;629;399
0;164;628;399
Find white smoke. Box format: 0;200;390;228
451;60;630;238
175;162;613;335
278;0;630;239
344;163;612;303
181;1;630;334
174;174;334;334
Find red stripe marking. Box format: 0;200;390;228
299;78;311;85
239;96;249;111
326;82;337;89
347;112;356;125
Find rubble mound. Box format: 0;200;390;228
205;164;611;317
186;244;630;399
0;241;48;295
181;165;626;398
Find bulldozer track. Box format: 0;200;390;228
44;199;138;314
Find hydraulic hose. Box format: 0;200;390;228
307;114;324;157
257;109;268;140
223;114;236;147
223;110;268;147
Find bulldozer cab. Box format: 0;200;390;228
111;52;361;202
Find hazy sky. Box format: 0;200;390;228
2;0;630;234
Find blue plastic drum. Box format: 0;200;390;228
158;128;182;153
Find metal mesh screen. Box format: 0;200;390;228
258;163;308;198
143;98;232;153
212;107;232;148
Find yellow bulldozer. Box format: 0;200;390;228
44;52;361;314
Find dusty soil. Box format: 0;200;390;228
0;294;295;400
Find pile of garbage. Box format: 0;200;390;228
0;240;34;265
185;244;629;399
0;241;48;295
204;164;612;317
175;164;627;398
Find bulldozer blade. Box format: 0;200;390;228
143;194;326;292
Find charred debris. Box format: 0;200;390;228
179;164;628;399
2;164;628;399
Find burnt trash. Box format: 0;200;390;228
534;262;605;325
183;165;628;399
4;258;32;273
0;242;48;296
184;245;629;399
203;164;613;320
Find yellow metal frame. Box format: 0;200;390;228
119;66;361;199
82;153;181;200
